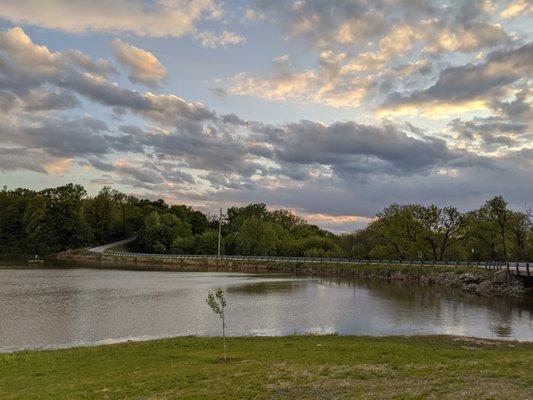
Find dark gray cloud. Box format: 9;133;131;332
448;88;532;152
61;72;216;124
0;116;111;157
20;88;79;111
139;125;263;178
185;147;533;219
0;147;49;173
382;43;533;110
263;120;458;175
0;87;79;112
87;157;195;190
492;88;533;122
449;116;526;149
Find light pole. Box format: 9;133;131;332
217;208;222;256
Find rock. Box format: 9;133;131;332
459;273;481;284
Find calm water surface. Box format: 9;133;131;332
1;265;532;351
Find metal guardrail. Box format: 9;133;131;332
98;250;532;276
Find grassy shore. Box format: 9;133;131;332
1;336;532;399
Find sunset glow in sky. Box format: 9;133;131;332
0;0;532;231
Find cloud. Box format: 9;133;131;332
500;0;533;18
0;0;221;38
233;0;518;110
0;87;80;112
334;9;387;44
0;29;257;187
378;43;533;117
226;52;373;107
87;157;196;190
138;124;264;179
184;138;532;219
21;88;80;111
422;22;510;54
0;27;215;125
0;27;115;88
1;26;532;229
301;213;372;233
225;4;519;109
0;115;111;157
449;117;526;152
0;147;49;173
110;39;167;87
255;120;463;178
248;0;509;53
249;0;390;48
195;31;246;48
447;89;532;153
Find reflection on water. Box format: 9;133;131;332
0;266;532;351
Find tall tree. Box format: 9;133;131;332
481;196;511;261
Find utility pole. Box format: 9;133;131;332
217;208;222;256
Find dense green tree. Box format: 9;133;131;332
0;188;35;253
268;209;304;232
1;183;532;261
300;235;341;257
226;203;269;234
22;184;90;254
234;217;295;256
196;230;219;254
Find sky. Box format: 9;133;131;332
0;0;532;232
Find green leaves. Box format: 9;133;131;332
206;288;226;318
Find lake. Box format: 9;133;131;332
1;265;532;351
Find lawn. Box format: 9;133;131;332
1;336;532;399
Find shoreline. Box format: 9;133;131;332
3;331;533;355
57;251;527;297
2;335;532;399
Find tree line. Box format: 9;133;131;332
1;184;532;261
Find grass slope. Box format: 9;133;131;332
1;336;532;399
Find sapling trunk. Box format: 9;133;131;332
206;288;228;362
222;312;226;362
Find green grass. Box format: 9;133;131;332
1;336;532;399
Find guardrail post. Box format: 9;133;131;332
527;263;530;277
515;262;520;276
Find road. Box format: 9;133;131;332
89;237;532;277
88;237;136;253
